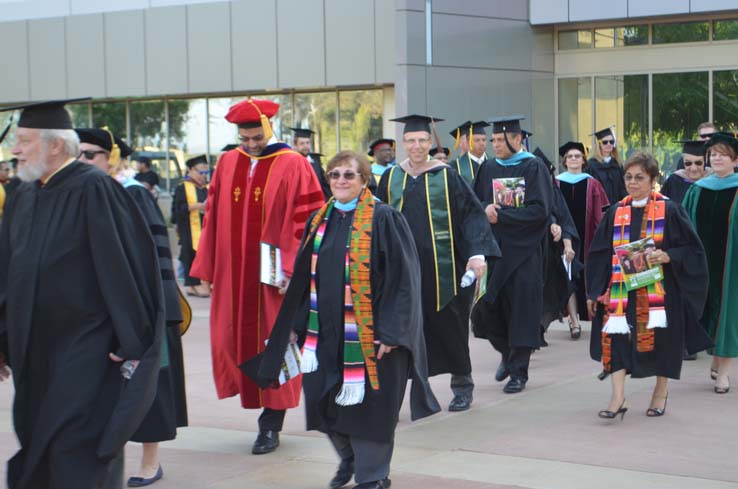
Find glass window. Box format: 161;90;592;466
653;71;709;175
338;89;384;152
618;25;649;46
129;99;169;189
652;21;709;44
67;101;91;128
0;113;14;160
92;102;127;139
594;28;616;48
713;70;738;132
558;77;592;161
208;96;245;161
295;92;338;158
595;75;649;161
713;19;738;41
559;30;593;50
169;98;206;191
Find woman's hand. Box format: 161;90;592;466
376;343;397;360
586;299;598;318
647;249;671;266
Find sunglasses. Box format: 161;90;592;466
600;139;615;145
684;160;704;168
699;132;715;139
327;170;358;181
79;150;108;159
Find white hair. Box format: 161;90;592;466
40;129;80;159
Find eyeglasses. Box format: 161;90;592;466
600;139;615;146
403;137;432;146
198;170;209;176
624;174;648;182
684;160;704;167
327;170;358;181
699;132;716;139
79;150;107;160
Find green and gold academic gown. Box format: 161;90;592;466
452;152;487;186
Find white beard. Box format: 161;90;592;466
17;160;49;182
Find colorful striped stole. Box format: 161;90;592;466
601;192;667;371
301;188;378;405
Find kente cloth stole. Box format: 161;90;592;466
184;180;202;251
601;192;666;370
301;188;378;406
455;154;476;184
386;166;457;311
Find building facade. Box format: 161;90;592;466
1;0;738;188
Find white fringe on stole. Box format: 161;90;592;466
300;350;319;373
334;384;365;406
602;315;630;334
646;309;668;329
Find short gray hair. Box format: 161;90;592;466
40;129;80;158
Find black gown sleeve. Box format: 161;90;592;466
586;205;617;302
172;184;188;226
451;173;501;259
371;205;423;346
375;170;390;203
0;187;14;360
85;178;165;458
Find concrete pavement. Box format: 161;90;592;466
1;294;736;489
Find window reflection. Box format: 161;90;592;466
713;70;738;133
92;102;126;137
558;77;592;156
559;30;593;50
208;96;245;161
595;75;649;160
171;98;207;187
714;19;738;41
67;102;91;128
339;89;383;152
129;100;170;190
653;71;708;174
653;21;709;44
295;92;338;158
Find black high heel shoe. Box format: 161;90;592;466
598;400;627;421
646;393;668;417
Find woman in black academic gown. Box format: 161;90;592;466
249;150;439;489
587;127;627;204
586;152;711;420
660;140;710;205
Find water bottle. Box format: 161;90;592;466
460;269;476;288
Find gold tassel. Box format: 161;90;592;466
469;123;474;152
453;128;460;151
247;99;273;140
101;126;120;175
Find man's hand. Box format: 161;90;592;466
108;353;140;379
0;353;10;382
550;223;562;242
376;343;397;360
278;278;290;295
289;330;298;345
485;204;500;224
466;257;487;281
563;238;575;263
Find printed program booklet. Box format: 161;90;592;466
614;237;664;291
260;242;284;287
493;177;526;208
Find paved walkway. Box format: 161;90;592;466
1;295;736;488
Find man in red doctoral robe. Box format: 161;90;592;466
191;98;324;454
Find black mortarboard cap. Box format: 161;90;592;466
676;139;705;157
289;127;315;139
488;115;525;134
221;143;238;152
449;121;472;138
309;152;323;163
368;138;395;156
533;147;554;174
0;98;89;130
115;137;133;158
706;132;738;154
186;154;208;168
558;141;586;158
521;129;533;139
591;126;615;141
75;128;114;151
470;121;490;136
390;114;444;134
430;147;450;157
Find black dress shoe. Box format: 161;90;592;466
448;393;472;412
329;458;354;488
503;377;526;394
252;430;280;455
494;360;509;382
353;478;391;489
